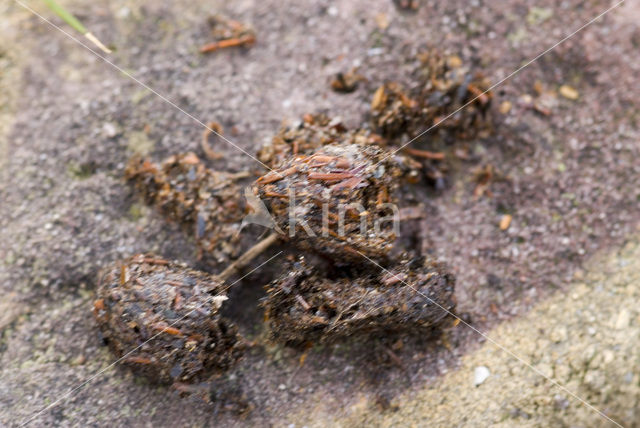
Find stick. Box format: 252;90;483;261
403;147;445;160
217;233;280;282
199;35;256;54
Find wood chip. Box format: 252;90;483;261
201;122;225;160
447;55;462;68
371;85;387;111
559;85;579;100
499;214;512;231
404;147;445;160
375;13;389;30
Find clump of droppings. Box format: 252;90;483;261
94;254;246;384
370;82;418;137
371;49;492;141
125;153;247;265
257;114;384;169
263;256;456;346
253;143;404;262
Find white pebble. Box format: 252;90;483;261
474;366;490;386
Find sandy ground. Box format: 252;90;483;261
288;235;640;427
1;0;639;426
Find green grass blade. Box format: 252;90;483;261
40;0;112;53
41;0;88;34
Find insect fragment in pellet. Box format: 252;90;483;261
94;254;246;384
263;256;456;346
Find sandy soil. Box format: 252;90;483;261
288;236;640;427
1;0;639;426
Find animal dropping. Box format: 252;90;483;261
263;256;456;346
253;143;404;262
125;153;247;265
257;114;384;169
371;49;492;142
94;254;246;384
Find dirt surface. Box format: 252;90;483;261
290;235;640;427
1;0;639;426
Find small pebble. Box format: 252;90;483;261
473;366;490;386
102;122;118;138
615;309;630;329
499;100;512;114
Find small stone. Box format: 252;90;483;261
102;122;118;138
71;355;86;366
499;100;512;114
602;350;615;364
473;366;490;386
550;326;567;343
553;394;569;410
615;309;630;329
584;369;605;389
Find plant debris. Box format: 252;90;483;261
253;143;403;262
392;0;419;12
371;82;418;138
330;68;364;93
472;164;495;199
263;256;456;346
370;49;493;141
201;121;225;160
200;15;256;54
125;153;247;265
559;84;579;100
257;114;384;169
94;254;246;384
256;113;421;181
